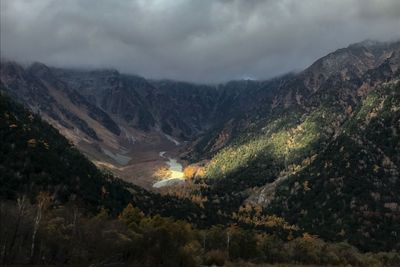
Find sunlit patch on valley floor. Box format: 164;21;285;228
153;151;185;188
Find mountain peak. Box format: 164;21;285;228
28;61;53;77
349;39;383;48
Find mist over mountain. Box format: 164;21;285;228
2;0;400;82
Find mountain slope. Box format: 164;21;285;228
268;81;400;251
194;41;400;251
0;92;225;226
0;90;130;210
198;41;400;188
186;42;399;170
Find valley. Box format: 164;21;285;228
2;1;400;265
1;39;400;265
81;130;186;190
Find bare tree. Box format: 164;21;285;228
30;192;52;262
2;195;27;264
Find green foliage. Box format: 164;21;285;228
269;82;400;251
204;105;336;189
118;203;144;230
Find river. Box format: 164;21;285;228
152;151;185;188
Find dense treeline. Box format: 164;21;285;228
1;200;399;266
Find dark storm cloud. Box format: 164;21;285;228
1;0;400;82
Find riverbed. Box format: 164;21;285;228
152;151;185;188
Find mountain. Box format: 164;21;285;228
0;62;219;187
198;41;399;187
192;40;400;162
0;60;278;188
197;41;400;250
1;40;399;252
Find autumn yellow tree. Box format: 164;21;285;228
183;165;198;180
118;203;144;230
154;166;171;180
31;192;52;261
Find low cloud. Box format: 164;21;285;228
1;0;399;82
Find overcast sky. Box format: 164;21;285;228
1;0;400;82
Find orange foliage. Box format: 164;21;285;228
183;165;198;180
196;167;205;178
164;180;209;208
154;167;172;180
302;232;319;242
27;139;37;148
183;165;205;179
234;204;299;231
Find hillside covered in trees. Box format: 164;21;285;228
269;81;400;251
1;84;399;266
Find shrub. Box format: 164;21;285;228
204;250;227;266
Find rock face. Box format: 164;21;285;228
0;59;271;187
0;60;282;181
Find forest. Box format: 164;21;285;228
1;199;399;266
